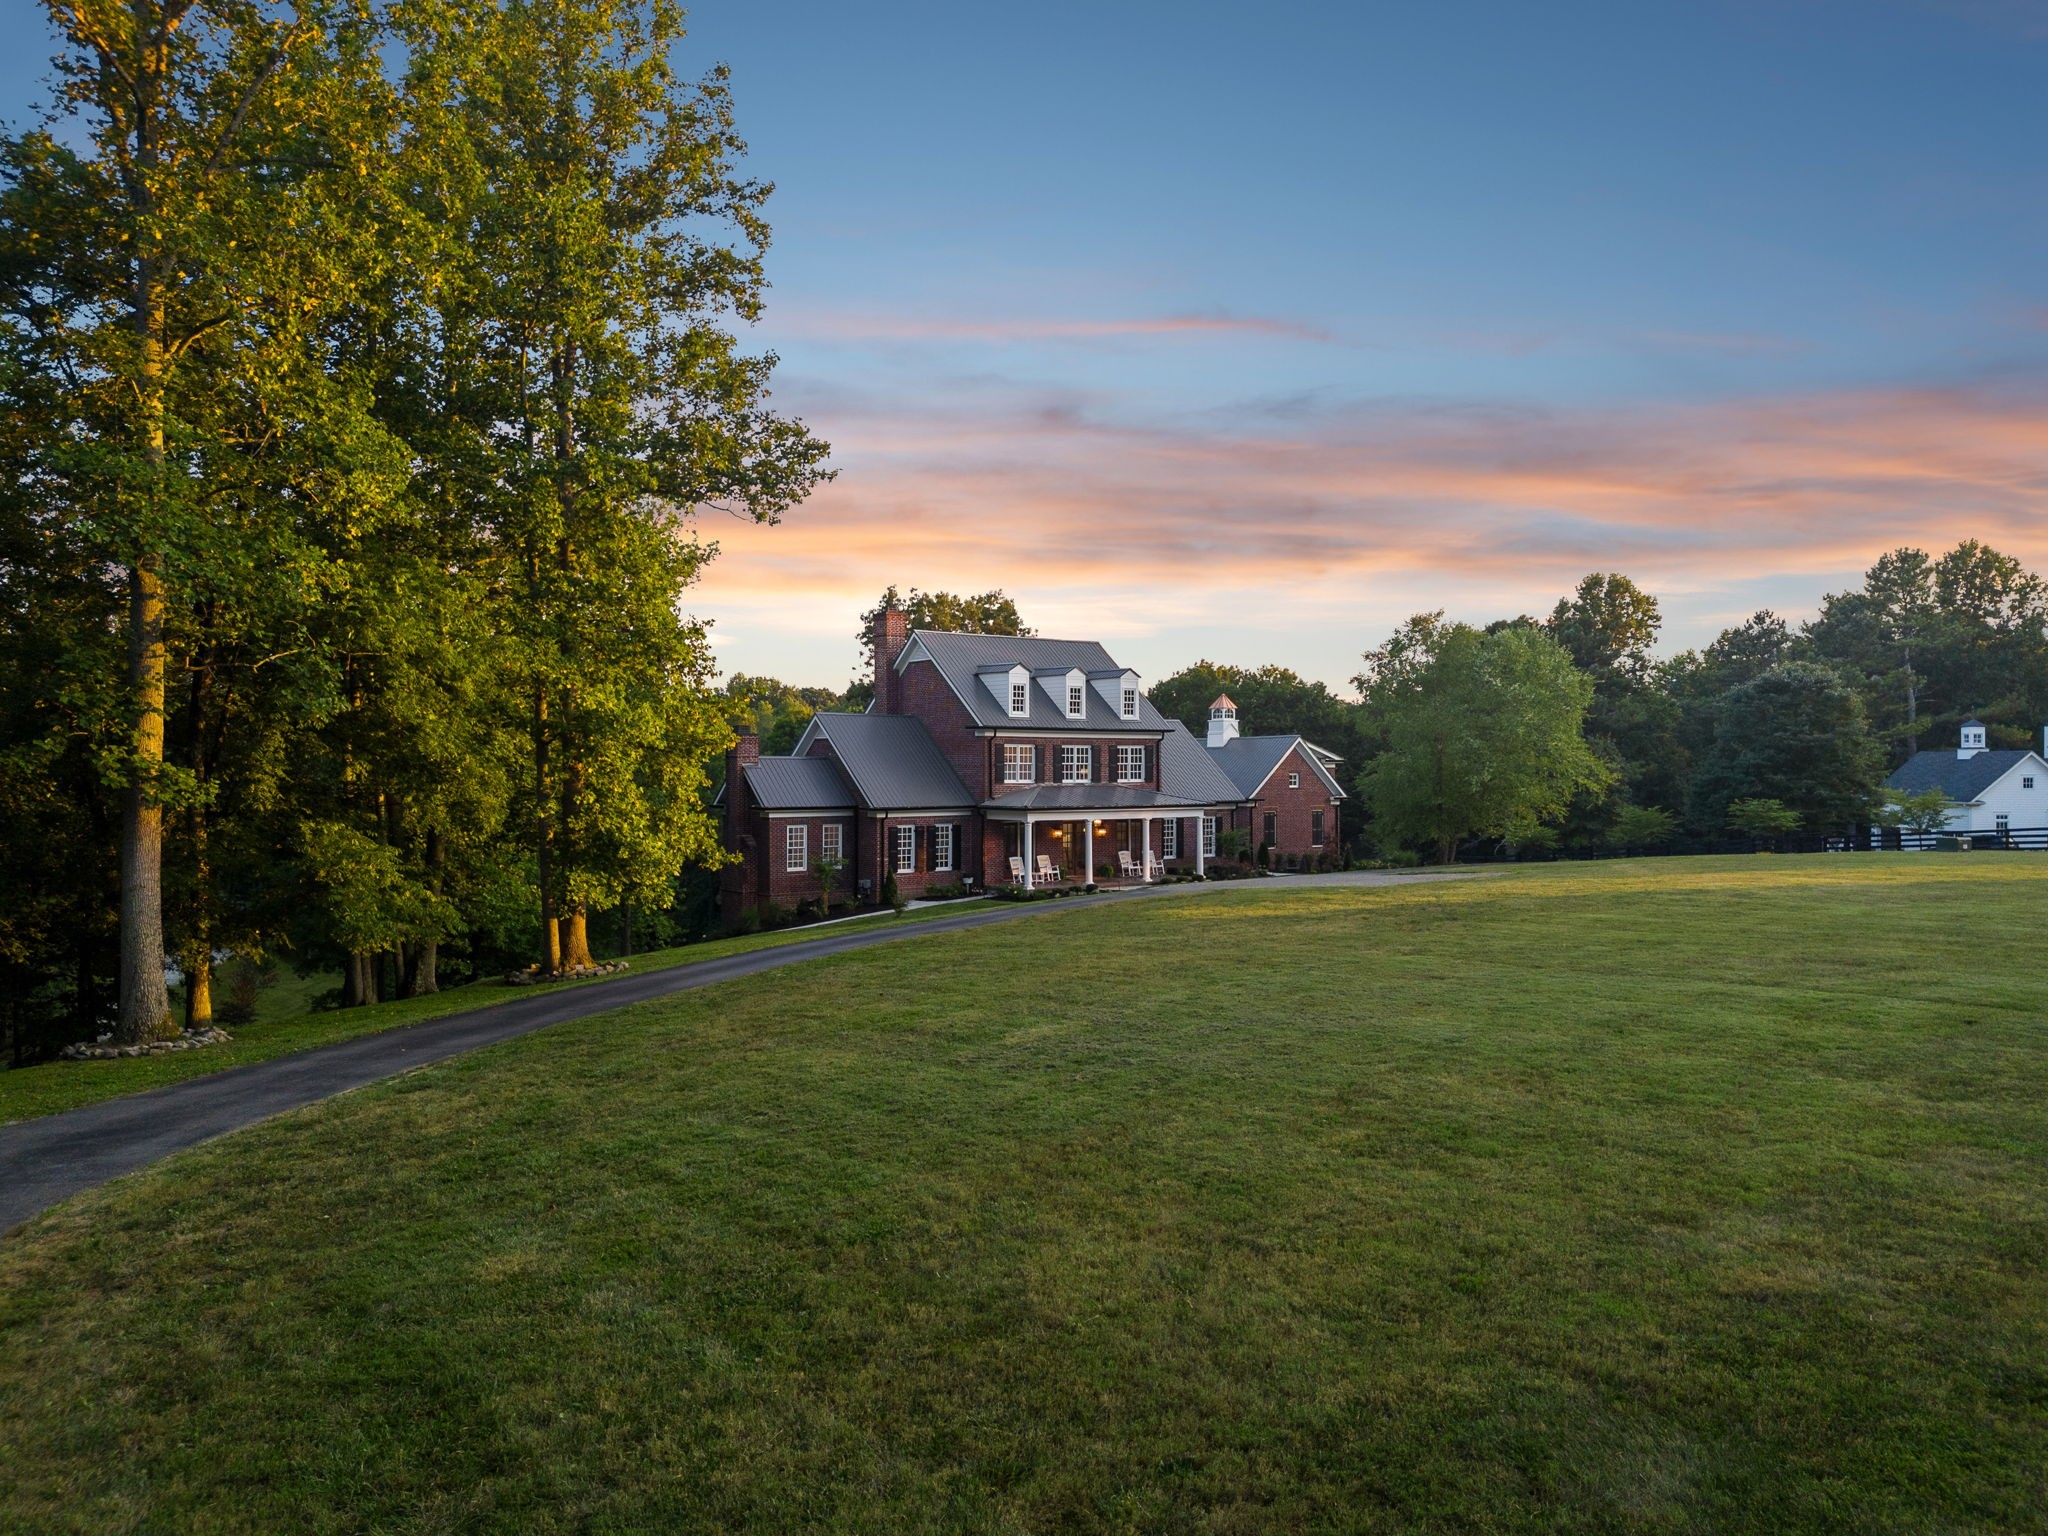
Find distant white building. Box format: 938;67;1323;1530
1882;719;2048;843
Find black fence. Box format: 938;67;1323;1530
1461;825;2048;863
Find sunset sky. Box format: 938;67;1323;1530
7;0;2047;693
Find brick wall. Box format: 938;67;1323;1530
1250;744;1340;861
984;737;1162;799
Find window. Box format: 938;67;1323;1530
1061;744;1092;783
1288;771;1300;790
1003;744;1036;784
894;825;916;873
1010;680;1027;715
821;824;842;863
1120;686;1137;718
1067;683;1084;717
1312;809;1325;847
1997;813;2010;832
933;824;955;871
1201;816;1217;857
1116;745;1146;782
784;824;808;872
2028;777;2037;790
1263;811;1277;846
1162;819;1179;858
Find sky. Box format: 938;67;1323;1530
6;0;2047;694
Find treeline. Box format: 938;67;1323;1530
1152;542;2048;860
0;0;829;1060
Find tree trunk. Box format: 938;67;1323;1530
117;554;175;1043
183;948;212;1034
560;909;594;970
342;951;375;1008
618;901;632;958
407;829;444;995
534;682;556;972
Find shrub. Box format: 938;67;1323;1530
214;961;263;1029
759;899;793;930
880;872;904;912
923;881;967;901
726;906;762;937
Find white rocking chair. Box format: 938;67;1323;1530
1034;852;1063;885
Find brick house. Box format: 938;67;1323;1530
719;612;1347;920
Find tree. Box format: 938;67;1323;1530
1548;572;1661;684
1691;663;1883;835
856;586;1030;646
1356;621;1610;863
1875;787;1952;841
4;0;398;1040
1607;804;1676;849
1152;661;1369;774
815;853;845;912
1726;797;1801;843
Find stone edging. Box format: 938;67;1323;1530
61;1027;234;1061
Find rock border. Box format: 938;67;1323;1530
503;961;631;986
61;1026;234;1062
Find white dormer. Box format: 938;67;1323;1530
981;663;1033;717
1091;669;1142;720
1959;719;1987;759
1039;667;1088;719
1207;693;1240;748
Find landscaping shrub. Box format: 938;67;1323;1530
923;882;967;901
880;873;903;913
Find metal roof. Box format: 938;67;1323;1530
1158;720;1250;803
1885;749;2037;803
741;756;857;811
808;713;975;810
981;784;1210;813
903;630;1174;732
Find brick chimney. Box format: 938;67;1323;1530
872;606;909;713
720;733;761;919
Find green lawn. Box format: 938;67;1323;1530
0;900;990;1124
3;856;2045;1533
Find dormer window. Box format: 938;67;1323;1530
1067;683;1084;718
1010;680;1027;715
1120;686;1137;719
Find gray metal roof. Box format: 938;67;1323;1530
1207;735;1348;800
904;630;1173;732
1885;749;2036;803
741;756;857;811
981;785;1208;813
809;713;975;810
1158;720;1250;804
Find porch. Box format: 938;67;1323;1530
985;799;1215;887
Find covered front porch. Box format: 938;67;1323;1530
983;787;1216;888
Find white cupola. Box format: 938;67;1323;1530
1958;719;1987;759
1207;693;1240;748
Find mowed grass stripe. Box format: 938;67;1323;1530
2;855;2045;1534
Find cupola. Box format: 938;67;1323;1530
1958;718;1986;759
1207;693;1240;748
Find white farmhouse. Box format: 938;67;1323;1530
1882;719;2048;843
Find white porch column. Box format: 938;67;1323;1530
1023;817;1035;887
1195;815;1207;877
1084;818;1094;886
1142;816;1153;880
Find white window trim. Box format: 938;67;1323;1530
1116;745;1145;783
893;824;916;874
1162;819;1179;858
1003;744;1037;784
1288;771;1300;789
821;824;842;862
1061;744;1091;783
785;824;808;872
1066;683;1084;719
1009;680;1028;716
933;824;955;871
1120;686;1138;719
1202;816;1217;857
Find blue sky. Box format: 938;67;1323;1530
8;1;2047;693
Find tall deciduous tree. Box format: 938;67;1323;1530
3;0;399;1040
1356;619;1608;863
1690;662;1882;835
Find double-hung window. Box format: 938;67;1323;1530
784;824;808;872
1202;816;1217;857
1067;684;1084;718
1061;744;1092;783
1116;745;1146;783
894;825;916;874
821;823;842;863
1121;686;1138;718
933;824;955;871
1288;772;1300;789
1162;819;1179;858
1010;680;1028;715
1312;809;1325;847
1003;744;1036;784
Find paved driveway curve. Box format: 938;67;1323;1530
0;870;1471;1233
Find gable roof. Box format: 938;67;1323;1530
902;630;1174;732
741;756;857;811
1207;734;1348;800
1885;749;2038;803
805;712;975;810
1158;720;1249;804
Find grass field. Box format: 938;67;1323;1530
0;901;988;1124
2;855;2045;1533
